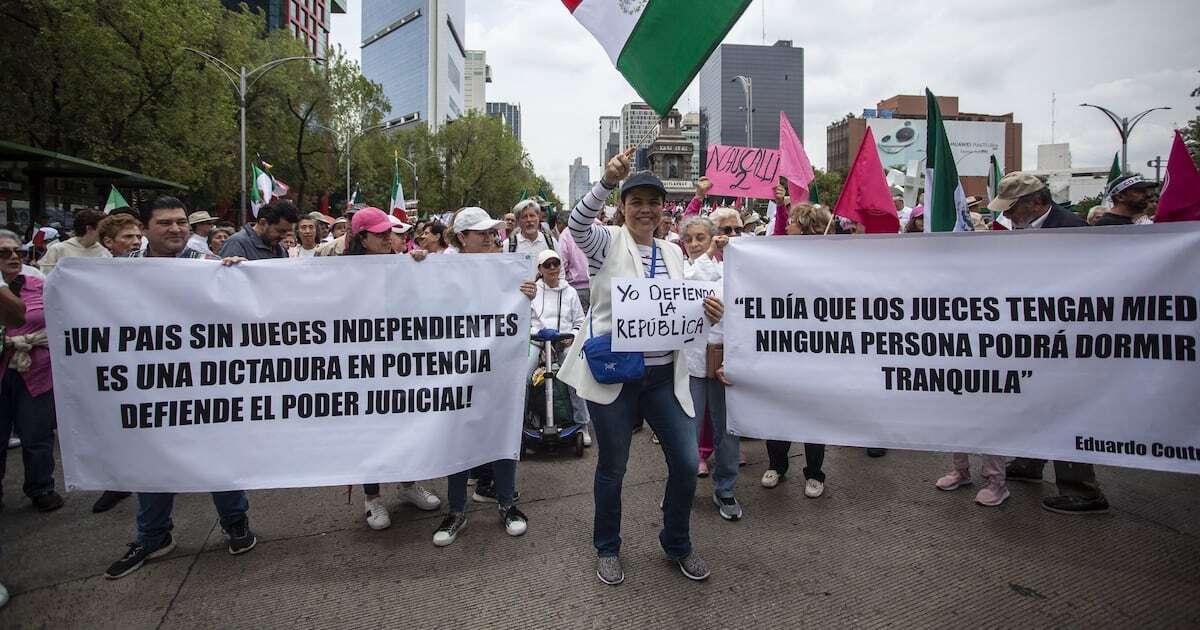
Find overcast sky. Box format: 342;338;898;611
332;0;1200;201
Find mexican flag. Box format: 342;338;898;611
923;89;969;233
103;185;130;214
563;0;752;117
986;155;1003;203
389;152;406;217
250;163;273;218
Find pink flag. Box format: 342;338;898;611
1155;130;1200;223
834;127;900;234
776;112;814;235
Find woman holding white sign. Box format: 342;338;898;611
562;147;725;586
680;214;743;521
339;208;444;530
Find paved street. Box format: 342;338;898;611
3;438;1199;629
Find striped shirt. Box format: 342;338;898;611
569;181;673;366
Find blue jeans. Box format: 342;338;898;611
588;364;698;560
689;376;738;498
136;491;249;549
447;459;517;513
0;370;56;498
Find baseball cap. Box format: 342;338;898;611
987;173;1046;213
620;171;667;202
537;249;561;267
308;211;334;226
350;207;392;236
1107;174;1157;198
188;211;218;226
453;207;505;233
388;214;413;234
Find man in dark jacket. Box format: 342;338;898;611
1095;174;1158;226
219;199;299;260
988;173;1106;515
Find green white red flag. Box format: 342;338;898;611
390;151;407;220
923;89;969;233
103;185;129;214
562;0;752;117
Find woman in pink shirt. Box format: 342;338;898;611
0;229;63;512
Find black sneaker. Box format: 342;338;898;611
104;534;175;580
471;483;519;503
865;448;887;458
500;505;528;537
92;490;132;513
433;513;468;547
1041;495;1109;515
32;492;64;512
1005;461;1044;482
225;518;257;555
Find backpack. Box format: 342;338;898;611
508;228;556;253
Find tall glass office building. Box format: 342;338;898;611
361;0;466;130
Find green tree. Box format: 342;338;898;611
811;168;846;210
1185;69;1200;170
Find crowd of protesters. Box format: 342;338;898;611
0;149;1163;605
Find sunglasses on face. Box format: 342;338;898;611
718;226;744;236
0;248;19;258
540;260;561;269
466;230;499;239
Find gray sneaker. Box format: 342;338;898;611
676;551;711;581
596;555;624;585
712;493;743;521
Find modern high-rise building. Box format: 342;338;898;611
220;0;347;57
620;102;658;156
463;50;491;114
361;0;467;130
486;102;522;142
698;40;804;173
599;116;621;171
569;157;591;207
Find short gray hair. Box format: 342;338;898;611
0;229;20;245
679;216;715;237
709;207;742;225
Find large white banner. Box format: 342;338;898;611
724;225;1200;474
44;254;532;492
868;119;1006;177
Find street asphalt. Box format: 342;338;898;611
2;437;1199;629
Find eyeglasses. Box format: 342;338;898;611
0;248;19;258
466;229;500;239
540;260;561;269
718;226;745;236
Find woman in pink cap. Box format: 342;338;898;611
340;208;442;530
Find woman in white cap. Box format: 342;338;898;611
430;207;535;547
528;249;590;446
339;208;442;530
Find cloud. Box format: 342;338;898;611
334;0;1200;202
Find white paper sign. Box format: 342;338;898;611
611;277;719;351
724;225;1200;475
43;253;532;492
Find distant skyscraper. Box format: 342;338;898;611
464;50;491;113
699;40;804;172
599;116;621;171
487;102;522;142
361;0;467;130
620;102;658;156
220;0;347;57
569;157;591;207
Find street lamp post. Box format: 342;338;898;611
732;75;754;148
396;156;420;210
1079;103;1171;175
185;48;324;226
314;122;392;207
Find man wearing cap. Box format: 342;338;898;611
219;200;299;261
185;211;220;256
988;172;1109;515
1096;174;1158;226
563;147;725;585
37;209;109;274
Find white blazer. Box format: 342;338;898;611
558;225;694;417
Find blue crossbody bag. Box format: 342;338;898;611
582;241;656;384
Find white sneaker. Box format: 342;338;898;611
397;482;441;511
582;428;592;447
804;479;825;498
761;470;782;488
6;436;18;449
364;497;391;530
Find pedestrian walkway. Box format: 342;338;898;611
3;440;1199;628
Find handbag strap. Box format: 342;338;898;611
649;240;658;278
